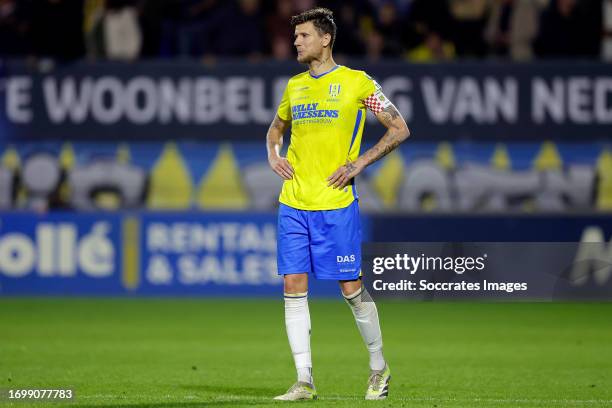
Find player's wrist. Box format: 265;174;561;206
268;152;281;162
353;157;367;171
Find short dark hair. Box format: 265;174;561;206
291;8;337;49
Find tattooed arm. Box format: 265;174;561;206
266;114;294;180
361;104;411;165
327;103;410;189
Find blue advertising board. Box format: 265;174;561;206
0;212;124;295
136;212;282;296
0;211;610;297
0;211;345;296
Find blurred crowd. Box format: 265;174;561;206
0;0;608;62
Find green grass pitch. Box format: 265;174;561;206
1;299;612;407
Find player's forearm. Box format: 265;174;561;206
266;114;290;159
267;130;283;159
357;124;409;168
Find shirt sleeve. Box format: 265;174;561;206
357;71;393;115
276;84;291;121
356;71;378;102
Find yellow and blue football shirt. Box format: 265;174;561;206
276;65;379;211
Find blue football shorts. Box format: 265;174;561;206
277;200;362;280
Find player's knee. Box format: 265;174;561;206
284;273;308;294
339;279;362;297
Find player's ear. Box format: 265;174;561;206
322;33;331;48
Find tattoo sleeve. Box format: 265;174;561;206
359;105;409;166
270;114;288;131
377;105;400;126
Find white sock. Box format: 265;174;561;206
284;292;313;384
344;286;386;371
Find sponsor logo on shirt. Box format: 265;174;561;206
337;254;356;263
291;103;339;120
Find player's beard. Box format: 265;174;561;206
297;52;323;65
297;53;312;64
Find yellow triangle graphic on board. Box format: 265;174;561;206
491;144;511;170
58;143;76;204
372;150;405;208
596;149;612;210
435;142;455;170
197;144;250;209
116;143;131;165
147;142;193;209
59;143;76;170
1;145;25;206
533;141;562;171
1;145;20;170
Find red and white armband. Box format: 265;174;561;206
363;88;393;115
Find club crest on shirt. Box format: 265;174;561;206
329;83;341;97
